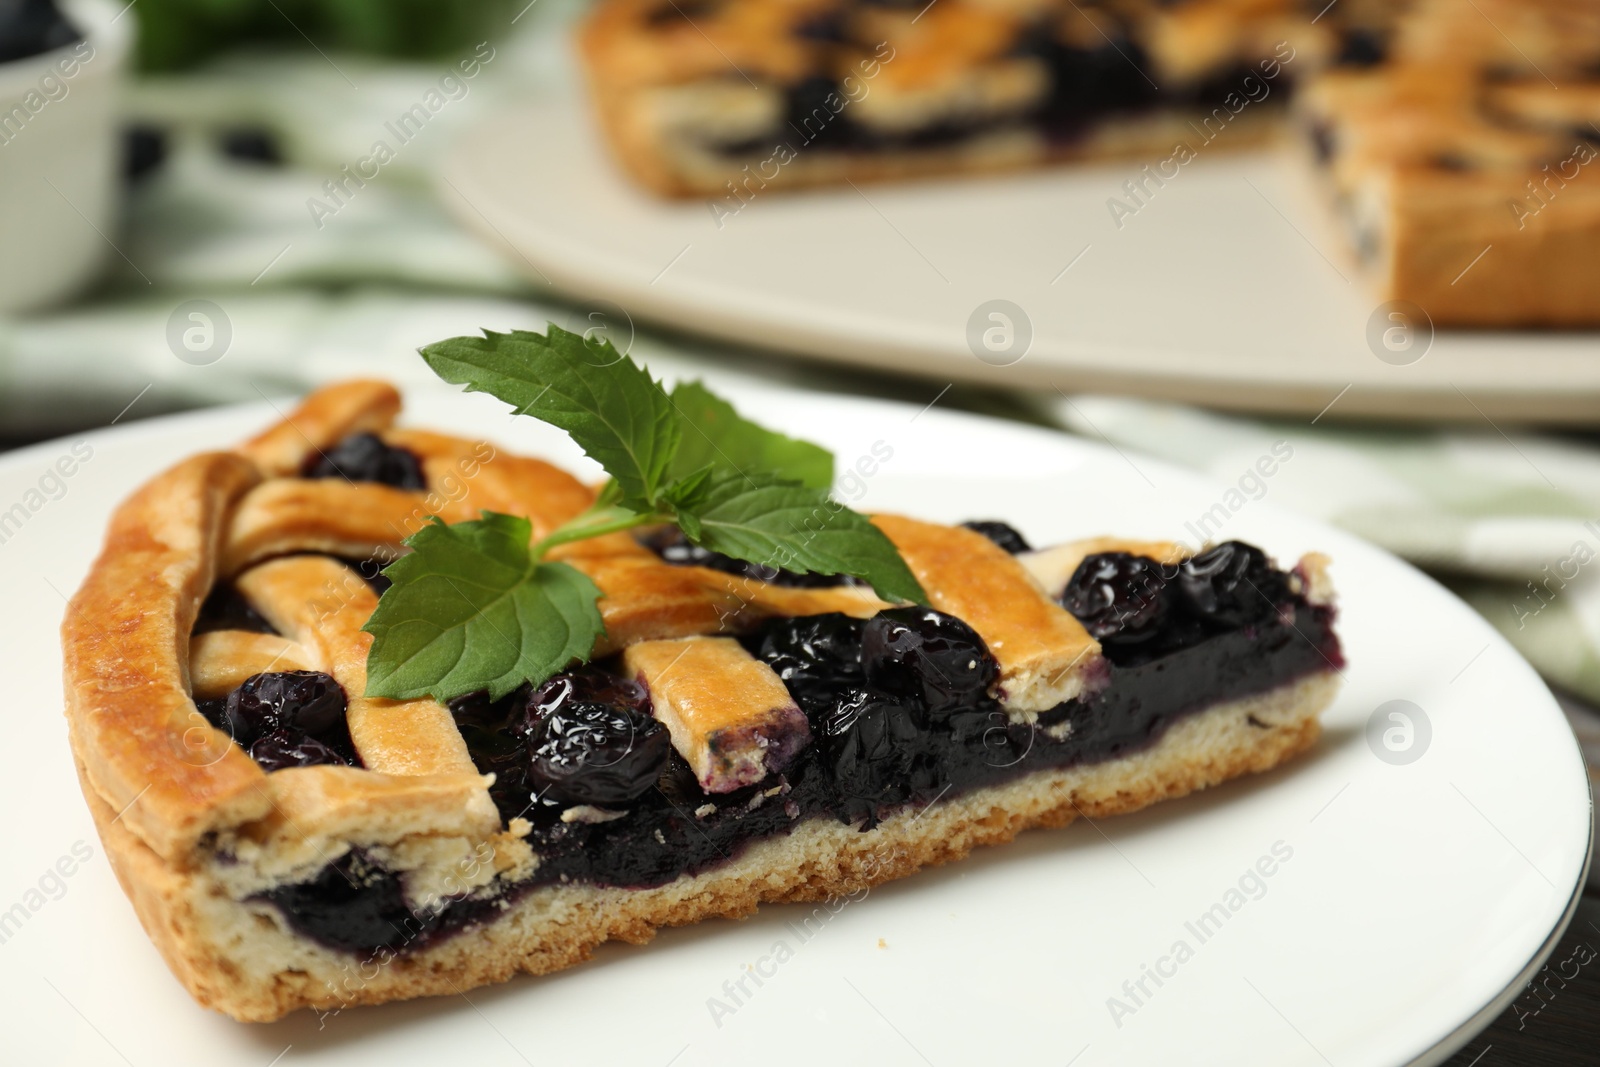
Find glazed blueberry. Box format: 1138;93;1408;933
213;672;357;773
961;520;1032;554
1060;552;1174;645
820;687;919;823
861;608;998;721
754;613;867;716
194;697;227;732
304;433;425;490
524;665;651;731
223;670;348;745
525;702;671;807
1176;541;1288;628
249;729;345;771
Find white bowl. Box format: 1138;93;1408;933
0;0;131;314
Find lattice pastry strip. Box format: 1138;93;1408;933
189;631;314;699
233;556;480;781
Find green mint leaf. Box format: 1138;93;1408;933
420;326;680;509
667;380;833;490
362;512;605;702
669;469;926;605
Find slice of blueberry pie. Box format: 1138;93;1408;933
580;0;1322;199
64;331;1343;1021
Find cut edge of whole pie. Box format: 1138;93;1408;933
578;0;1600;325
62;379;1344;1022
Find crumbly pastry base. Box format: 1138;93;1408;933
87;670;1336;1023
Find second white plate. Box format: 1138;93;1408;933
443;94;1600;424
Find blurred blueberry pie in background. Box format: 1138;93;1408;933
579;0;1314;196
63;328;1343;1021
580;0;1600;324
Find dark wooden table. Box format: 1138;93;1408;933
1443;893;1599;1066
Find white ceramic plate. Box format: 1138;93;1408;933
1;382;1589;1067
442;95;1600;424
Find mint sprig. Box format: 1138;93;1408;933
363;325;926;703
668;469;924;604
363;514;604;702
667;380;833;490
421;327;681;509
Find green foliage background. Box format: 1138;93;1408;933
131;0;521;71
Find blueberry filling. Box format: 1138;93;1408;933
1335;28;1388;68
638;526;858;588
253;849;489;955
1310;120;1337;164
259;548;1342;957
819;686;923;827
448;686;538;822
1014;24;1160;139
711;16;1300;160
793;10;847;42
124;125;168;183
303;433;426;490
199;671;360;771
961;520;1031;554
193;583;277;635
